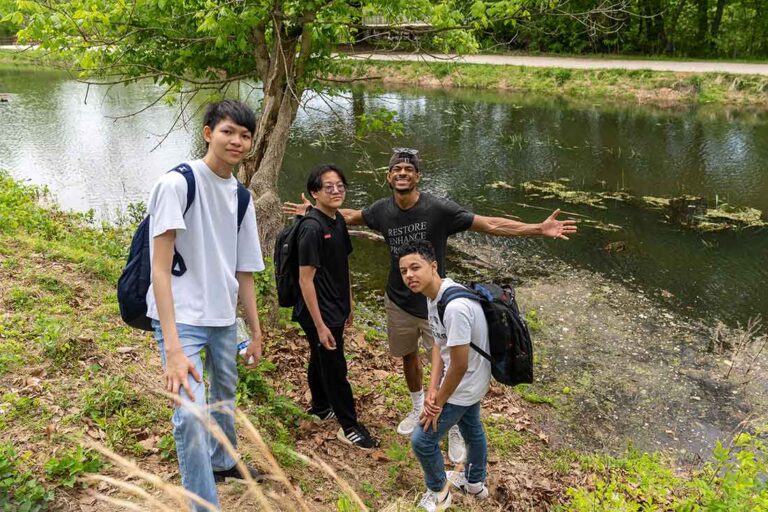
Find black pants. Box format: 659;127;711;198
301;324;358;429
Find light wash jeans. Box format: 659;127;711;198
411;401;487;492
152;320;239;511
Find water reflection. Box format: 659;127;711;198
2;68;767;325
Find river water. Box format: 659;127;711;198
3;65;768;457
2;65;767;328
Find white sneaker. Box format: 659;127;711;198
417;488;452;511
397;409;420;435
447;426;466;463
446;471;489;499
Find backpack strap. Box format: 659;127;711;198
170;164;196;215
168;164;195;277
437;286;493;364
236;182;250;232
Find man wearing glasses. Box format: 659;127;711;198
293;164;378;449
285;149;575;461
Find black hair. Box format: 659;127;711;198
396;239;436;263
306;164;348;196
202;100;257;136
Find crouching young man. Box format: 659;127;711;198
397;240;491;511
146;100;265;510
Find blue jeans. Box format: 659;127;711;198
411;401;487;492
153;320;239;511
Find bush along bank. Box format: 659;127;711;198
1;170;768;510
341;59;768;107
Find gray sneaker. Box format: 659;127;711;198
446;470;489;499
397;408;421;435
447;426;466;463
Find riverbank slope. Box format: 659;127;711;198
338;56;768;107
1;171;766;510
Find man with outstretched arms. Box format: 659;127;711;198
398;239;491;511
147;100;265;510
284;148;576;462
293;164;378;449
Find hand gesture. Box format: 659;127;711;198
419;405;442;433
345;310;354;328
318;325;337;350
164;350;202;405
282;193;312;217
243;331;263;369
540;209;577;240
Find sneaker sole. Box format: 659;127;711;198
336;429;374;450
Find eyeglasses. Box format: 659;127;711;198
322;183;346;194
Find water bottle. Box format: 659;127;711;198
236;317;255;365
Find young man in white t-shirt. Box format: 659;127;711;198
397;239;492;512
146;100;265;511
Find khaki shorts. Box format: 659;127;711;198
385;294;434;357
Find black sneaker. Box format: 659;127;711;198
213;463;266;483
336;424;378;450
307;407;336;421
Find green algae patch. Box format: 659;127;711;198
520;180;609;209
517;179;765;233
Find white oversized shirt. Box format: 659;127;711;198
145;159;265;326
427;278;492;406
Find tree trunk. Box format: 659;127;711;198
710;0;727;41
665;0;689;54
696;0;709;54
239;15;314;258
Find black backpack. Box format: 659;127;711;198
274;215;320;307
437;282;533;386
117;164;251;331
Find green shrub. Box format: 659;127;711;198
0;443;54;511
44;446;104;488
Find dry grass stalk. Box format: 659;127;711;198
290;450;369;512
726;315;764;378
84;439;217;512
235;410;311;512
158;392;275;512
92;493;152;511
84;474;176;512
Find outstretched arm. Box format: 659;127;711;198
282;193;365;225
470;208;577;240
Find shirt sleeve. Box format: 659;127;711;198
147;172;188;239
440;198;475;236
236;198;266;272
361;199;384;232
297;220;323;269
443;300;474;347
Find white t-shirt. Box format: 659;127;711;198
427;278;492;406
145;159;265;327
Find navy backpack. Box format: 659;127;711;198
117;164;251;331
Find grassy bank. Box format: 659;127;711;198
344;59;768;107
3;47;768;107
1;171;767;510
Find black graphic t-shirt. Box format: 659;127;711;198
362;192;475;318
292;208;353;328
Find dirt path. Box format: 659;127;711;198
347;52;768;76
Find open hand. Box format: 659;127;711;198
282;193;312;217
164;350;202;405
419;406;442;433
540;209;578;240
